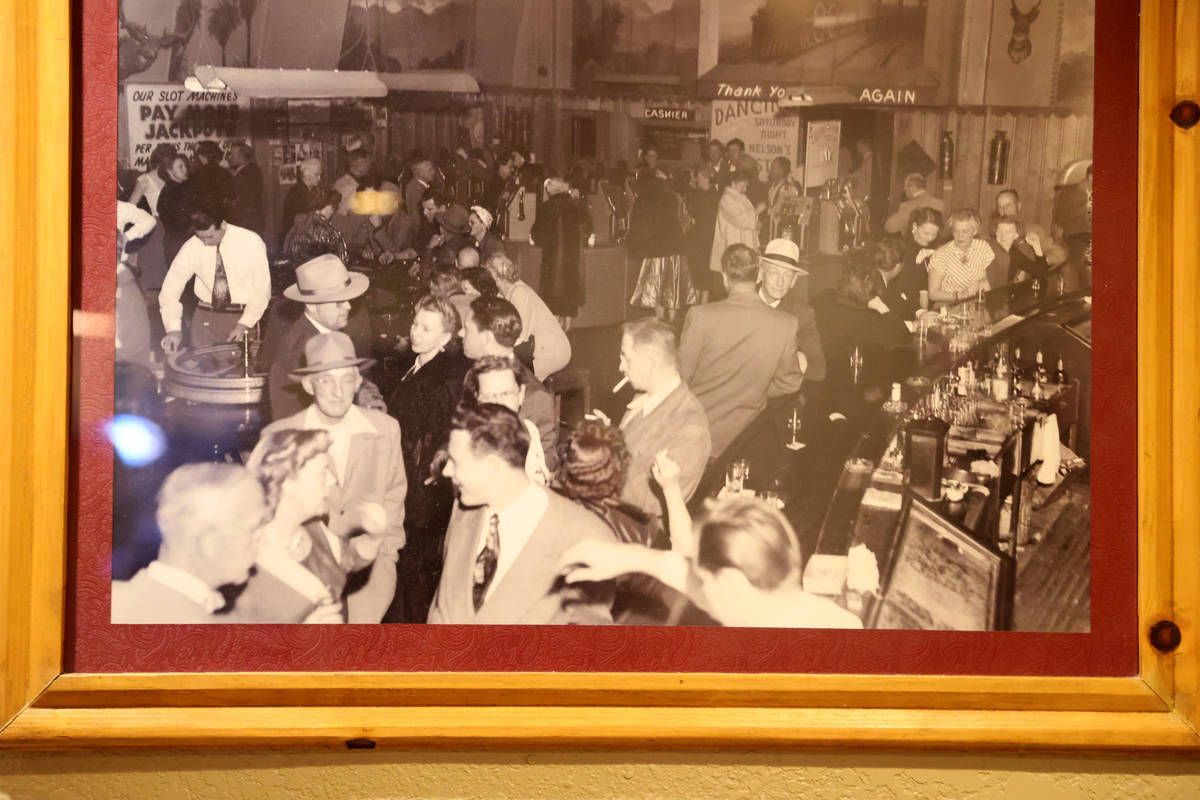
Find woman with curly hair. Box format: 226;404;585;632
382;294;470;622
553;420;657;547
225;428;379;623
928;208;994;303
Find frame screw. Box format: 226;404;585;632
1149;620;1182;653
1169;100;1200;129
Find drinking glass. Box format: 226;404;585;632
725;459;749;492
787;408;803;445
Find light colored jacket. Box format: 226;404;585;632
709;187;760;273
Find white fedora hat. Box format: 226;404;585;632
759;238;808;275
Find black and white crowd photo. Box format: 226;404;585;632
110;0;1095;631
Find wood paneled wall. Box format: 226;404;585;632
891;109;1094;234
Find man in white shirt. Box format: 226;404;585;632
159;203;271;353
252;331;407;623
111;463;267;624
428;403;616;624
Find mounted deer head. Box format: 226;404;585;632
118;0;202;83
1007;0;1042;64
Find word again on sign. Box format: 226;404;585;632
858;87;920;105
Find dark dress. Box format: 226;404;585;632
383;346;470;623
156;179;196;268
684;187;719;286
530;193;593;317
228;163;265;234
627;182;693;310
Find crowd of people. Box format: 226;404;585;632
112;132;1089;627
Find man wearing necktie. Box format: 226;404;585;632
159;201;271;354
428;403;616;625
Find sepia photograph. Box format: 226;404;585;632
109;0;1095;633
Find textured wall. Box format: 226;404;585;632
3;750;1200;799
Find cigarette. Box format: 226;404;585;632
611;376;629;393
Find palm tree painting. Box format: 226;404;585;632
238;0;259;67
208;0;241;66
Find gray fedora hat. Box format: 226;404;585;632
289;331;375;378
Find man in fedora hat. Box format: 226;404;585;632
253;330;407;624
262;254;373;421
757;237;825;384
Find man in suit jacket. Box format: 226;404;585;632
428;403;616;624
883;173;946;235
405;158;437;228
262;254;371;421
225;142;265;235
617;318;711;518
111;463;266;624
460;294;559;472
679;243;803;459
756;238;826;384
253;331;407;623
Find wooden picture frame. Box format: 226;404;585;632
2;0;1198;751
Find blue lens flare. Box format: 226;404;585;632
104;414;166;467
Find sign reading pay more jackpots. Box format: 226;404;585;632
124;84;251;171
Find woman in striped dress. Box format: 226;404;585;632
927;208;994;303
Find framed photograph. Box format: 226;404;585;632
3;0;1199;751
869;496;1011;631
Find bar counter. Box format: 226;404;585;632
701;275;1093;631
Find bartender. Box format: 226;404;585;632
159;201;271;353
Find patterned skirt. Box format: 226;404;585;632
630;255;698;310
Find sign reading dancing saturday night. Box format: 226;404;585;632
710;99;800;182
124;83;251;170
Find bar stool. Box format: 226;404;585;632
545;368;591;430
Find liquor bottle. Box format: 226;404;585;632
1011;345;1025;396
1034;350;1048;387
992;349;1010;402
1055;355;1069;386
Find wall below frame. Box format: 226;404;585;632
2;751;1200;797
